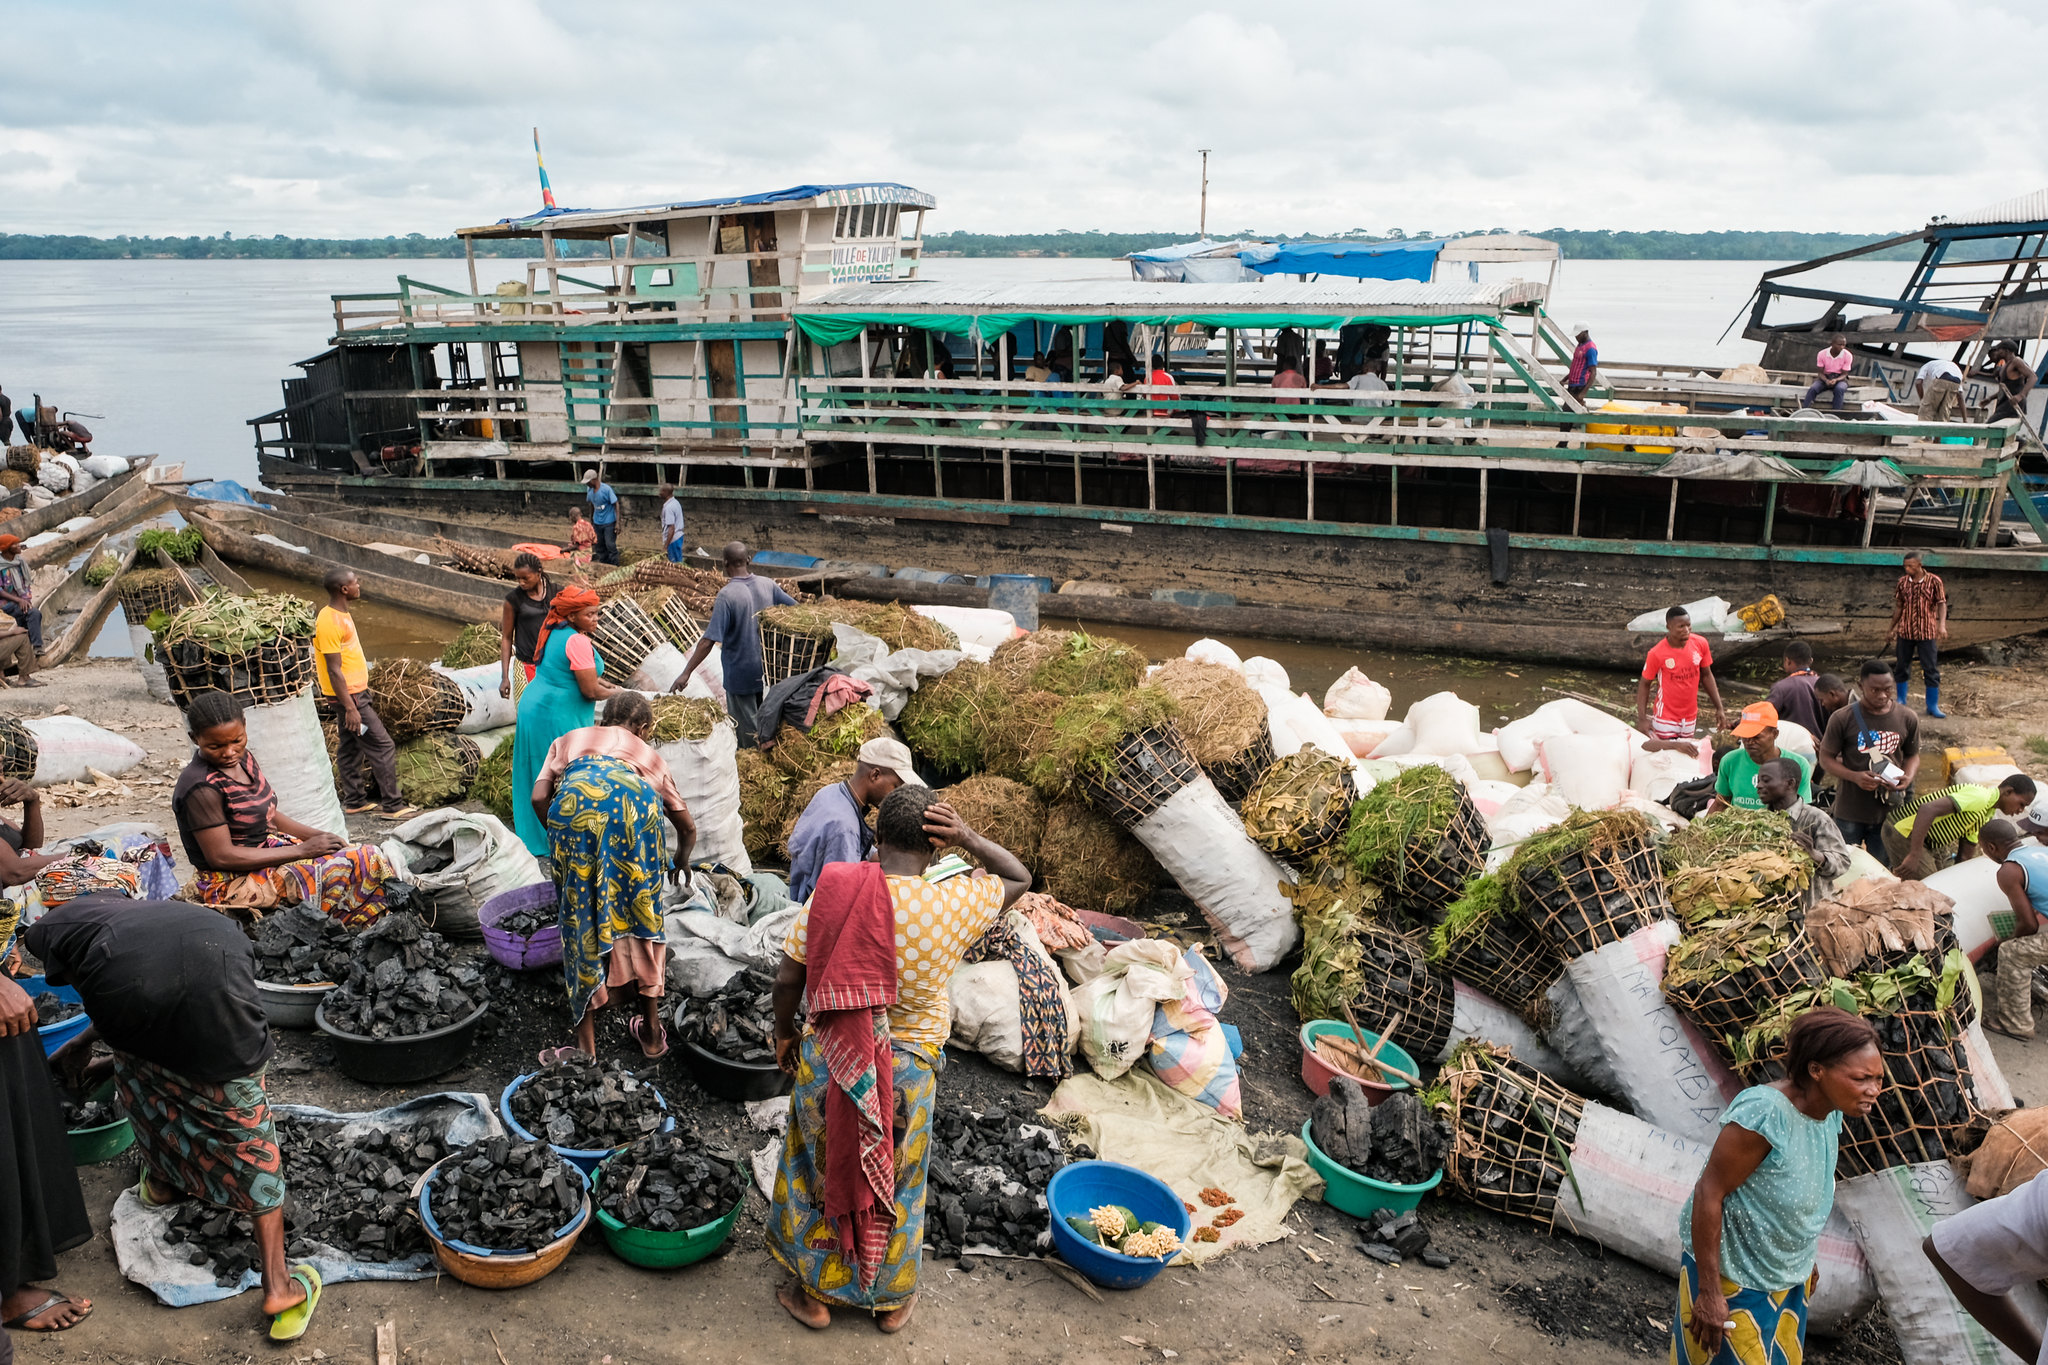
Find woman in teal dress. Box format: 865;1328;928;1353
511;584;621;857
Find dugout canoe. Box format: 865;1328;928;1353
36;531;141;668
173;497;507;624
13;457;159;565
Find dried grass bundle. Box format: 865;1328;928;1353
367;658;466;743
470;732;516;822
439;622;501;670
1038;800;1158;917
736;749;792;863
898;660;1007;774
395;733;483;807
937;776;1049;869
989;629;1146;696
766;706;891;780
1146;660;1268;767
647;696;726;745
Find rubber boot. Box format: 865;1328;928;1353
1896;679;1909;705
1925;685;1947;719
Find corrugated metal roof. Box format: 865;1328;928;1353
800;278;1528;314
459;182;937;238
1939;187;2048;228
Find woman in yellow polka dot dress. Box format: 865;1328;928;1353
767;785;1031;1333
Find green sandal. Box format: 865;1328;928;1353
269;1265;321;1342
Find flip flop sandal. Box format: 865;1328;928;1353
3;1291;91;1331
269;1264;321;1342
537;1045;591;1067
630;1015;669;1059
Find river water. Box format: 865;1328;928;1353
0;253;1875;699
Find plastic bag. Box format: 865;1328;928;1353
947;913;1076;1074
1145;946;1240;1117
240;693;349;842
25;715;146;785
1071;939;1190;1080
1405;691;1482;756
433;662;517;733
1323;668;1390;721
831;622;965;721
384;809;545;938
656;717;750;876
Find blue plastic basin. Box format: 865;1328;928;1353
21;978;88;1057
1045;1160;1192;1290
500;1071;675;1175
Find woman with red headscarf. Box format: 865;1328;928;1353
511;584;621;856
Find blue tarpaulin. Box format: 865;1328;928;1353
1238;239;1450;281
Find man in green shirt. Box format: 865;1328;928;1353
1884;772;2036;880
1708;702;1813;812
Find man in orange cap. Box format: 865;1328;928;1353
1707;700;1812;813
0;535;40;652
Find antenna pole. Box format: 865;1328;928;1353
1199;149;1211;238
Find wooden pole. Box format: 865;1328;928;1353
1389;466;1399;525
1862;488;1879;548
1478;468;1488;529
1761;483;1778;543
1571;472;1583;536
1667;480;1680;540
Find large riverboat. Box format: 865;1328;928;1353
249;183;2048;666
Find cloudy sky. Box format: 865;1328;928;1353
3;0;2041;239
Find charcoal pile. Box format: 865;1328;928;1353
1309;1082;1449;1186
679;966;781;1064
1440;1044;1587;1225
33;994;83;1027
1358;1207;1451;1268
927;1100;1065;1257
61;1095;118;1129
429;1136;584;1251
1501;810;1665;960
252;902;357;985
163;1114;456;1282
509;1054;666;1152
597;1131;747;1231
496;905;554;937
319;911;487;1039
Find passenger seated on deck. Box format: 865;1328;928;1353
172;690;397;929
1803;333;1854;411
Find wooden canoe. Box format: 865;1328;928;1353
173;497;506;624
261;492;529;552
36;531;141;668
10;457;157;562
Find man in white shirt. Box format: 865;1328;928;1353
1925;1169;2048;1364
658;485;685;563
1916;356;1966;423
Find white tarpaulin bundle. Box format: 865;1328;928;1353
1130;777;1297;972
830;622;964;721
25;715;147;786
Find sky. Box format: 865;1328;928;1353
3;0;2042;240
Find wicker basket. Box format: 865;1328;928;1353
587;595;668;677
1205;724;1277;807
0;716;37;782
1513;831;1667;961
759;620;834;689
1381;792;1490;928
164;634;317;709
1080;722;1203;827
635;588;703;653
1442;1045;1588;1227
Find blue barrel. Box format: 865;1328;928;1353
749;550;821;570
985;574;1042;630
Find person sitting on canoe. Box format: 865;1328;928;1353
173;690;398;929
0;535;44;651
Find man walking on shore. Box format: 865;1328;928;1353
659;485;685;563
315;568;417;819
1636;606;1726;741
1887;551;1948;717
1817;659;1919;861
581;469;620;566
670;542;794;748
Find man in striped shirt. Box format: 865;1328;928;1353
1887;551;1948;718
1884;772;2036;880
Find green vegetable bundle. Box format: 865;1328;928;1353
159;589;315;651
137;526;203;564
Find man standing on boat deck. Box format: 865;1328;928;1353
1885;551;1948;717
0;536;42;651
659;485;685;564
314;568;417;819
669;542;794;748
581;469;620;566
1565;327;1600;403
1805;334;1855;411
1986;342;2038;425
1637;606;1727;742
1916;356;1967;423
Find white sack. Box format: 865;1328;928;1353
1367;723;1415;759
1330;718;1402;759
679;643;726;705
1071;939;1190;1080
1961;1019;2016;1111
434;662;517;733
1183;638;1243;672
1629;744;1710;803
661;905;799;997
1495;710;1573;774
1627;596;1732;634
1837;1161;2048;1364
469;725;513;759
36;456;73;493
1405;692;1483;756
626;641;689;694
1254;681;1303;757
1541;731;1633;811
1466;779;1523;817
1777;720;1818;761
1543;974;1626;1104
1957;763;2024;787
126;623;172;704
1537;696;1639;741
80;454;129;481
1130;776;1297;973
1240;656;1290;692
657;716;749;875
238;693;348;841
25;715;147;786
1836;847;1895;893
1324;668;1391;721
832;623;966;721
947;913;1077;1073
385;809;545;938
1283;692;1358;765
1925;856;2004;959
1441;980;1580;1087
911;605;1018;663
1561;920;1743;1144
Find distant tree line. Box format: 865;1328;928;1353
0;233;609;260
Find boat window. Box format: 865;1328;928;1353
834;206;849;238
883;205;899;238
860;204;878;239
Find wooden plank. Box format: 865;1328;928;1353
797;502;1010;527
26;486;170;567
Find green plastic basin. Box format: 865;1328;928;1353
67;1080;135;1165
1301;1120;1442;1219
591;1155;745;1269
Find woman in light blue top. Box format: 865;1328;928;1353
1675;1006;1883;1365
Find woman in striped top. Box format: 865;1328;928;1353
173;691;398;929
1884;772;2037;880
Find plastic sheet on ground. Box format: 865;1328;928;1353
830;622;964;720
663;904;800;997
110;1092;504;1307
1042;1070;1323;1263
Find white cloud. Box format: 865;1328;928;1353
0;0;2040;237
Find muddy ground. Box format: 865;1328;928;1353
11;637;2048;1365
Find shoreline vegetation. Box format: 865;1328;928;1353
0;226;1940;262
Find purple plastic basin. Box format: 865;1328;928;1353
477;882;563;971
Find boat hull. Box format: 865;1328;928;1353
254;459;2048;668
